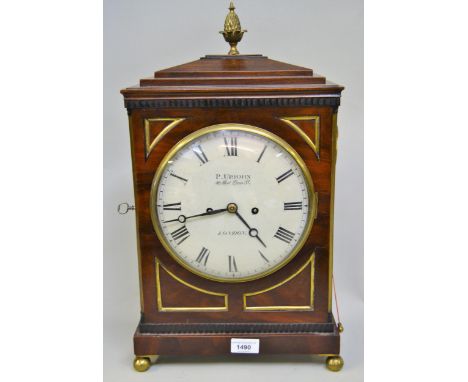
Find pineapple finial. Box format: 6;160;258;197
220;1;247;55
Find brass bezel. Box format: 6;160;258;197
150;123;316;283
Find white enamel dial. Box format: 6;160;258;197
151;124;315;282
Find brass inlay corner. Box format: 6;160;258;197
144;118;185;159
243;253;315;311
155;260;228;312
279;116;321;160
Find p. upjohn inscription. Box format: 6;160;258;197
215;173;251;185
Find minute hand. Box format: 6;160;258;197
163;208;227;224
234;211;267;248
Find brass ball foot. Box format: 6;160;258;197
133;357;151;372
326;355;344;372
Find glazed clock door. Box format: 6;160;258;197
150;124;316;282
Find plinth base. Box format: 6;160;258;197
133;320;341;371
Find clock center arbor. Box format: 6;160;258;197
121;51;344;370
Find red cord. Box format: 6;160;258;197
332;274;341;324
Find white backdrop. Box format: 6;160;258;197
104;1;363;381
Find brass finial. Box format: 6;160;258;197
220;1;247;55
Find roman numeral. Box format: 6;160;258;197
284;201;303;210
192;145;209;165
274;227;295;244
256;145;267;163
276;169;294;183
170;226;190;245
258;250;269;263
195;247;210;266
228;255;238;272
163;202;182;211
224;136;238;156
170;173;188;183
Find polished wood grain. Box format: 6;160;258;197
244;256;313;309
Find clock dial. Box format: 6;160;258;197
150;124;315;282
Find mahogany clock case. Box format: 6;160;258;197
121;54;344;357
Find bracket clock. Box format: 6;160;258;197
120;2;344;373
